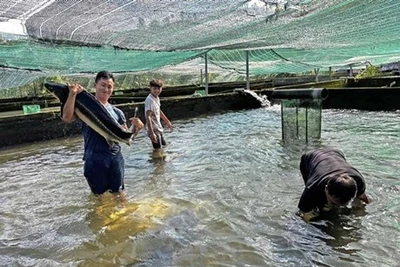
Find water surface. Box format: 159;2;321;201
0;106;399;266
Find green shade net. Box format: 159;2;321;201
0;40;202;74
0;40;203;89
0;0;399;89
207;49;316;74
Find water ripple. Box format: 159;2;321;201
0;108;399;266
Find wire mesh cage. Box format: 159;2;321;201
281;99;322;144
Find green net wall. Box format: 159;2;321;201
0;41;202;74
207;49;315;74
281;99;323;144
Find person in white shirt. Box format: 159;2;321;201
144;79;173;153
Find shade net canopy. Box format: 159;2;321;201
0;0;399;89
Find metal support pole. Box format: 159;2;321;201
318;100;322;139
246;50;250;90
397;61;400;75
33;81;38;97
204;52;209;95
296;102;299;138
305;104;309;144
314;68;319;83
281;102;284;141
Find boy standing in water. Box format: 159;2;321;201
145;79;173;154
62;71;144;195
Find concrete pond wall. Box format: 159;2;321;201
1;76;400;149
323;87;400;110
261;77;400;111
0;93;263;148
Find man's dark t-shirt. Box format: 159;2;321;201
82;104;126;160
298;147;366;213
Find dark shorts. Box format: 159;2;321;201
83;153;125;195
152;132;166;149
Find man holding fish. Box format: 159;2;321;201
61;71;144;195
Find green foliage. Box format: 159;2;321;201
355;65;382;79
44;75;67;83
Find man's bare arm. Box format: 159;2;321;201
62;84;84;123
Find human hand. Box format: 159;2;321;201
357;192;370;204
68;83;84;96
149;132;158;143
129;117;144;130
296;210;319;222
166;121;174;132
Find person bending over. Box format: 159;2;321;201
297;147;370;221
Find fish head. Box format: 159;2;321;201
44;82;69;104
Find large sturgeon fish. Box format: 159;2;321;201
44;82;133;146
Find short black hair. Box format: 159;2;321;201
95;71;115;83
327;174;357;205
149;79;163;88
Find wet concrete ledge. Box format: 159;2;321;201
0;93;262;149
322;87;400;110
258;83;400;111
